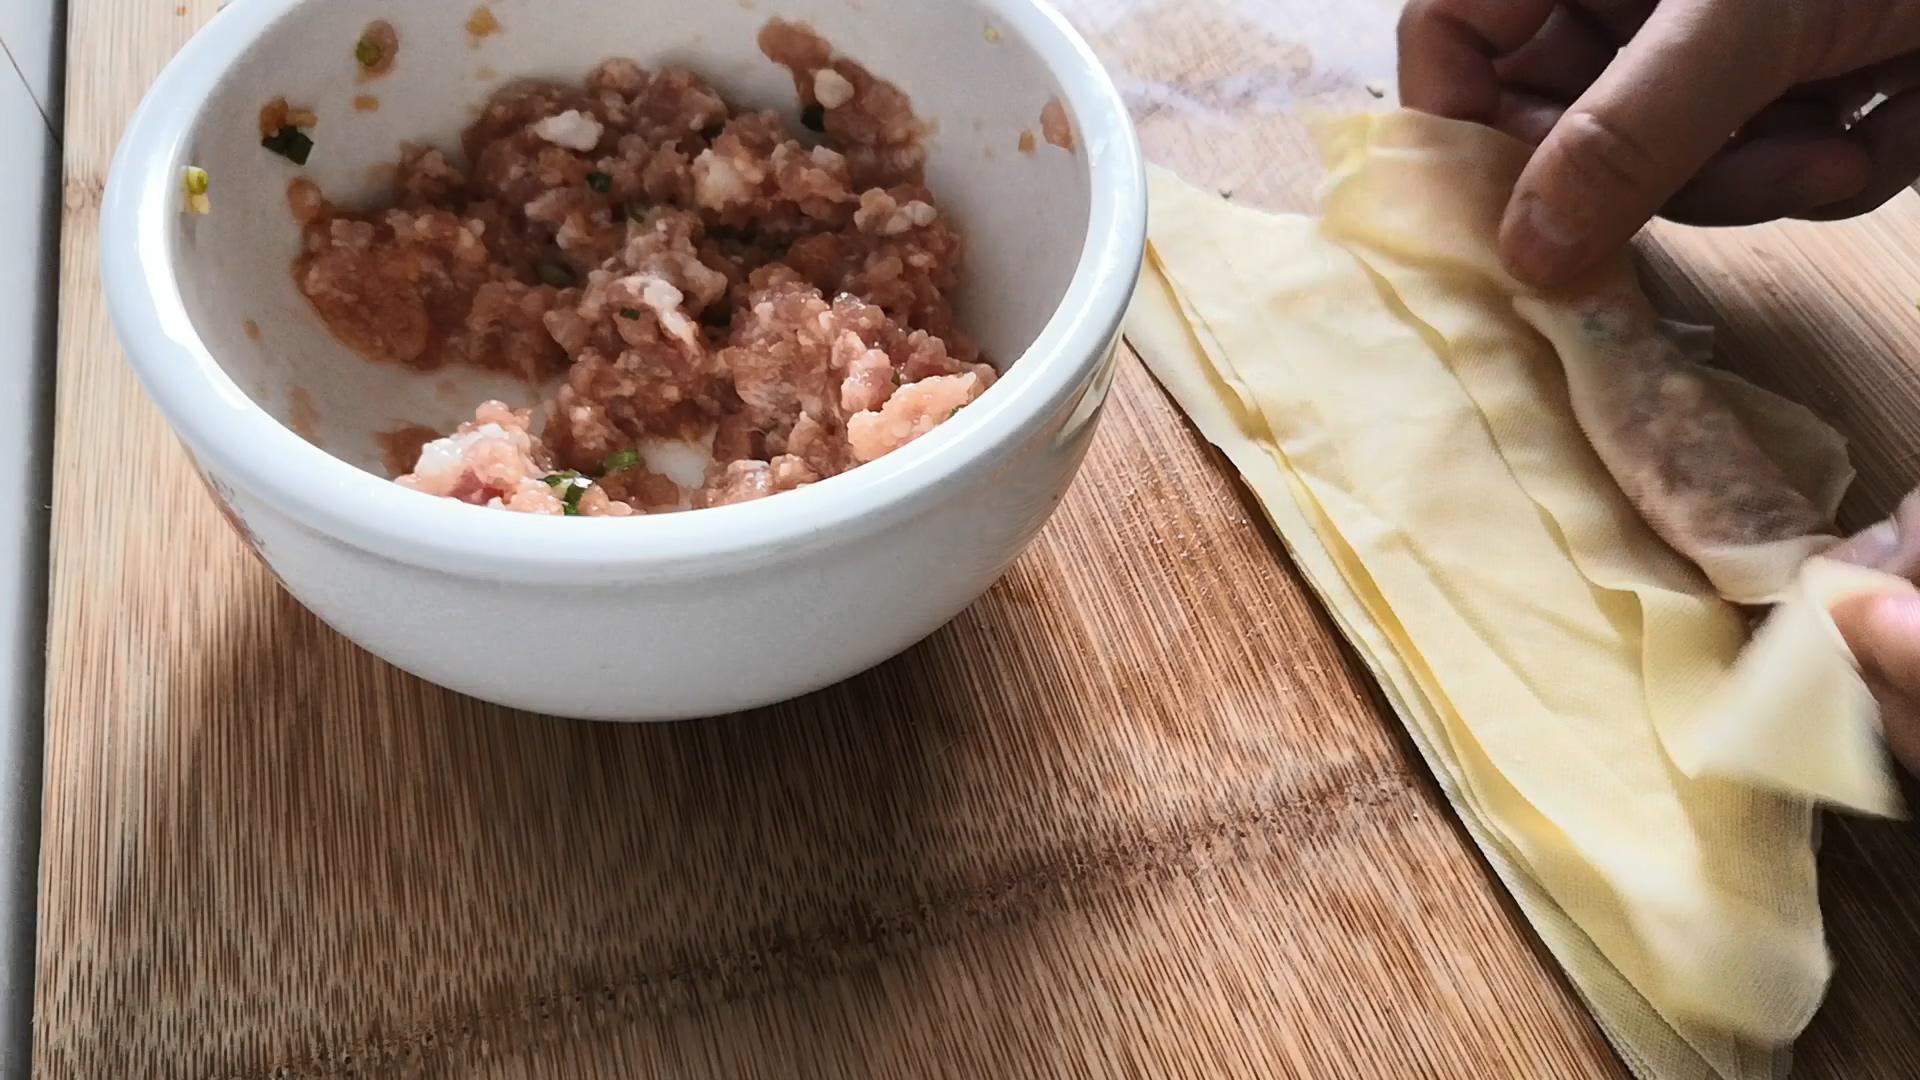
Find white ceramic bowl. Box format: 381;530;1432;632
102;0;1145;720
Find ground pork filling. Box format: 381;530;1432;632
292;21;995;516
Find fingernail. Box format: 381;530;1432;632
1869;594;1920;636
1501;193;1584;288
1860;593;1920;651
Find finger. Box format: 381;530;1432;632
1868;670;1920;775
1830;490;1920;777
1831;595;1920;769
1798;88;1920;220
1661;134;1871;225
1801;72;1883;127
1782;53;1920;129
1832;595;1920;699
1798;15;1920;83
1493;90;1567;146
1849;51;1920;122
1866;52;1920;99
1398;0;1557;121
1570;0;1656;42
1828;489;1920;579
1499;0;1799;287
1873;687;1920;772
1495;6;1618;104
1738;100;1841;140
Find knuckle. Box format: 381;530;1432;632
1791;3;1916;79
1398;0;1473;42
1397;0;1442;43
1548;108;1666;193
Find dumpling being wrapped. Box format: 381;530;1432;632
1315;109;1908;814
1519;287;1838;604
1316;110;1843;605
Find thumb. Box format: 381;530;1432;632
1499;0;1794;287
1834;595;1920;699
1831;593;1920;773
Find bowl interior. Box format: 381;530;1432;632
168;0;1094;476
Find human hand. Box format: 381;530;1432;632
1830;491;1920;775
1398;1;1920;288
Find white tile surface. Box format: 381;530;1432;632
0;0;59;123
0;52;53;1079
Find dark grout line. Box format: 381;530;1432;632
0;37;56;142
3;10;61;1076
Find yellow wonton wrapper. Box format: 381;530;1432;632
1312;112;1906;816
1128;110;1911;1080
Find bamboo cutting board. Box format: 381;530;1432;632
37;0;1920;1077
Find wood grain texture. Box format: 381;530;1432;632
35;0;1920;1077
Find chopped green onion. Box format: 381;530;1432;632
261;126;314;165
536;261;576;288
800;104;826;133
181;166;211;215
601;450;642;475
617;307;640;320
355;37;383;68
542;471;591;515
585;170;612;193
624;200;651;223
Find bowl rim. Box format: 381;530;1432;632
101;0;1146;585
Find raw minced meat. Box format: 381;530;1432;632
847;372;986;463
291;20;993;516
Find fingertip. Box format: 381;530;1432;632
1498;191;1590;289
1396;3;1502;119
1666;136;1874;226
1789;139;1873;207
1865;594;1920;643
1800;88;1920;222
1397;0;1558;120
1837;593;1920;694
1848;593;1920;772
1496;108;1656;289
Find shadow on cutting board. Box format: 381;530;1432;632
41;365;1920;1077
53;541;1474;1075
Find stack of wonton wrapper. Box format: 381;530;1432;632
1127;110;1920;1080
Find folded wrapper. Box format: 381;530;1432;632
1127;110;1914;1080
